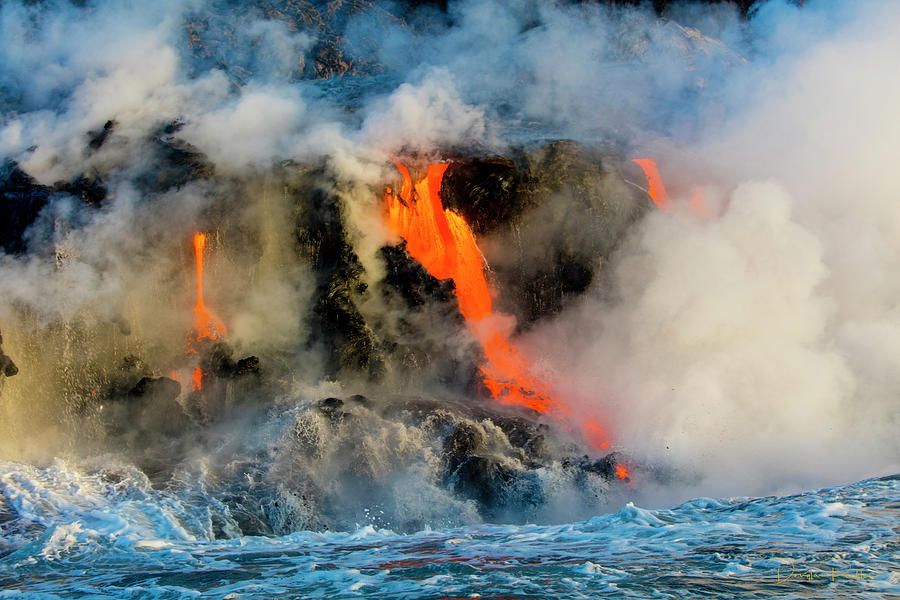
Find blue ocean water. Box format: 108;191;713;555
0;462;896;599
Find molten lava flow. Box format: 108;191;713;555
616;464;630;481
632;159;671;211
182;231;226;393
386;163;494;323
186;232;227;353
688;186;711;219
191;366;203;392
386;163;607;447
632;158;710;217
582;418;610;450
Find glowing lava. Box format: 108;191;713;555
632;158;672;211
183;231;226;393
632;158;709;217
385;163;609;448
191;366;203;392
186;232;227;352
387;164;492;322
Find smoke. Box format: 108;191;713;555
524;0;900;500
359;69;489;154
0;0;897;511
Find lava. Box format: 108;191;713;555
582;419;610;451
632;158;671;211
183;231;227;392
689;187;711;219
191;366;203;392
385;163;608;448
186;232;227;353
632;158;709;217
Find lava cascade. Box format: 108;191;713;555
385;163;611;450
632;158;710;218
185;232;227;391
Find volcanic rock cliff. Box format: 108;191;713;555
0;124;649;529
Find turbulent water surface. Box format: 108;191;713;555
1;463;897;599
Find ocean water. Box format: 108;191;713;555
1;462;897;599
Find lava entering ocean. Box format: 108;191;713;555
185;232;227;391
632;158;711;218
383;157;714;460
386;163;613;452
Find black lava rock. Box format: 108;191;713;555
88;119;116;151
0;328;17;378
318;397;346;423
199;341;260;379
564;452;626;481
442;422;486;474
293;167;384;379
102;376;192;445
53;174;107;207
452;455;516;508
0;161;50;255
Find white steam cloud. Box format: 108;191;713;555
527;0;900;500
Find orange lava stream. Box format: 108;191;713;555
632;158;709;218
689;186;711;219
182;231;226;394
632;158;671;211
191;366;203;392
186;232;227;353
385;163;609;448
